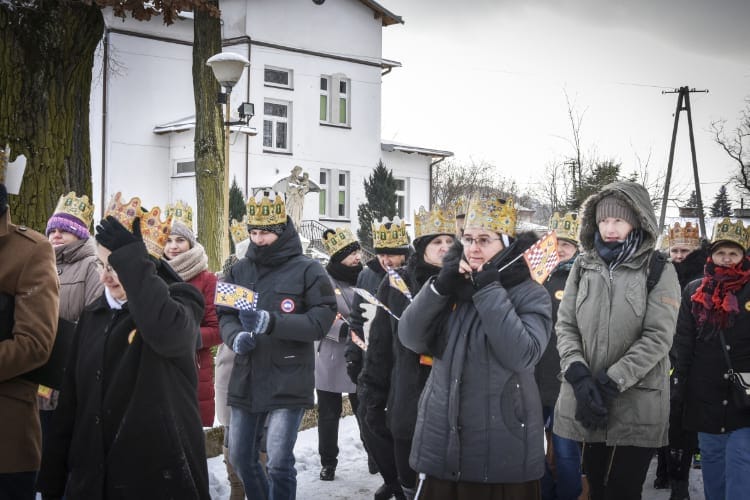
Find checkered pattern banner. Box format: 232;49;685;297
523;231;560;284
215;281;259;311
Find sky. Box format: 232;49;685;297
379;0;750;213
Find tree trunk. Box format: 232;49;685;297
0;0;102;231
193;1;226;271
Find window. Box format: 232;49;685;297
174;160;195;177
395;178;407;219
263;100;291;153
319;74;350;126
264;66;293;89
319;169;350;218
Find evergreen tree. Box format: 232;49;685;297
684;190;706;218
710;185;733;217
228;178;246;253
357;160;397;248
568;160;621;210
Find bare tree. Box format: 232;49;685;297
431;159;516;207
710;98;750;196
537;160;573;213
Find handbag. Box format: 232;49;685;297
718;329;750;410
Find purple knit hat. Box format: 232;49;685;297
46;212;90;240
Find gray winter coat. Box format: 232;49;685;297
314;276;357;394
55;238;103;323
399;274;552;483
554;181;681;448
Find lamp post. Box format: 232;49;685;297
206;52;250;259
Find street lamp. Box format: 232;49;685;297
206;52;250;260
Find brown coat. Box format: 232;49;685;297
0;211;60;472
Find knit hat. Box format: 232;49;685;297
169;220;197;248
46;213;90;240
596;196;639;228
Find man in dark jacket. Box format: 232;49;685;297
219;193;337;500
0;183;59;499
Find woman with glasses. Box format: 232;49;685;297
398;197;552;499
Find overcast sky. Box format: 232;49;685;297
379;0;750;212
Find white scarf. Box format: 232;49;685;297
166;242;209;281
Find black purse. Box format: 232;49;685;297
718;329;750;410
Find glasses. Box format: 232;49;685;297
94;259;117;275
460;236;501;248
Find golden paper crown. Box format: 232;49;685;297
165;200;194;231
104;192;173;258
246;192;286;227
323;227;358;256
549;212;579;244
53;192;94;228
454;196;469;217
371;216;409;249
464;196;518;236
230;217;249;244
668;221;700;248
711;218;749;251
414;205;457;239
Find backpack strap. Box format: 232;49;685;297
646;250;669;294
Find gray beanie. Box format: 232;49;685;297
596;196;639;228
170;221;197;248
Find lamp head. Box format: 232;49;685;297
206;53;250;89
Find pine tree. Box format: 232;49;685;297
227;178;246;253
684;190;706;218
357;160;397;248
710;185;733;217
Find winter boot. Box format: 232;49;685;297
320;465;336;481
669;479;690;500
400;484;417;500
223;446;246;500
374;482;405;500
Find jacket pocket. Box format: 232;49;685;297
272;283;305;315
499;376;526;441
625;278;645;318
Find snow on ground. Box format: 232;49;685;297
208;415;706;499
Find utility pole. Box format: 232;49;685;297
659;86;709;237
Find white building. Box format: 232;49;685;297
89;0;451;242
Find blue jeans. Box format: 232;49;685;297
229;406;305;500
698;428;750;500
541;407;582;500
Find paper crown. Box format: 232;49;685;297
668;221;700;248
711;218;749;251
464;196;518;236
230;217;249;244
371;216;409;249
53;192;94;228
323;227;358;256
165;200;193;231
246;192;286;227
414;205;457;240
454;196;469;217
549;212;579;244
104;192;172;258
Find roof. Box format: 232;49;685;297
153;116;257;136
359;0;403;26
381;142;454;159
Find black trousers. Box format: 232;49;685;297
582;443;653;500
357;400;400;487
317;389;358;467
0;472;36;500
393;437;417;489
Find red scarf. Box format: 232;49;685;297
691;256;750;332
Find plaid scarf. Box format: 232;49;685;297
691;256;750;334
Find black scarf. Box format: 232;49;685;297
675;245;708;289
326;259;362;285
594;229;643;269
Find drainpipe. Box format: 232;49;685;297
429;157;446;209
101;28;110;213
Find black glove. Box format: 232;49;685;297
346;359;362;385
95;215;141;252
473;262;501;290
595;370;619;409
338;322;349;342
433;241;465;295
564;361;608;430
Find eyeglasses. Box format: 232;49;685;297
460;236;501;248
94;259;117;275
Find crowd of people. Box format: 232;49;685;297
1;179;749;500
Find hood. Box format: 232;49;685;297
245;216;303;267
579;181;657;254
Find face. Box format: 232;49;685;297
95;245;126;301
424;235;455;267
376;253;406;271
461;228;505;270
598;217;634;243
164;234;191;260
712;244;744;267
557;239;578;263
250;229;279;247
669;245;694;263
48;228;79;247
340;250;362;267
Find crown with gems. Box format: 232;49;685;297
371;216;409;249
668;221;700;248
53;192;94;228
711;218;749;251
164;200;194;231
549;211;579;244
464;196;518;236
414;205;457;239
230;217;249;244
454;196;469;217
246;191;286;226
323;227;358;256
103;192;172;258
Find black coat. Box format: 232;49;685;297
37;241;209;499
219;219;337;412
344;260;387;375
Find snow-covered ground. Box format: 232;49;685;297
208;415;706;500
